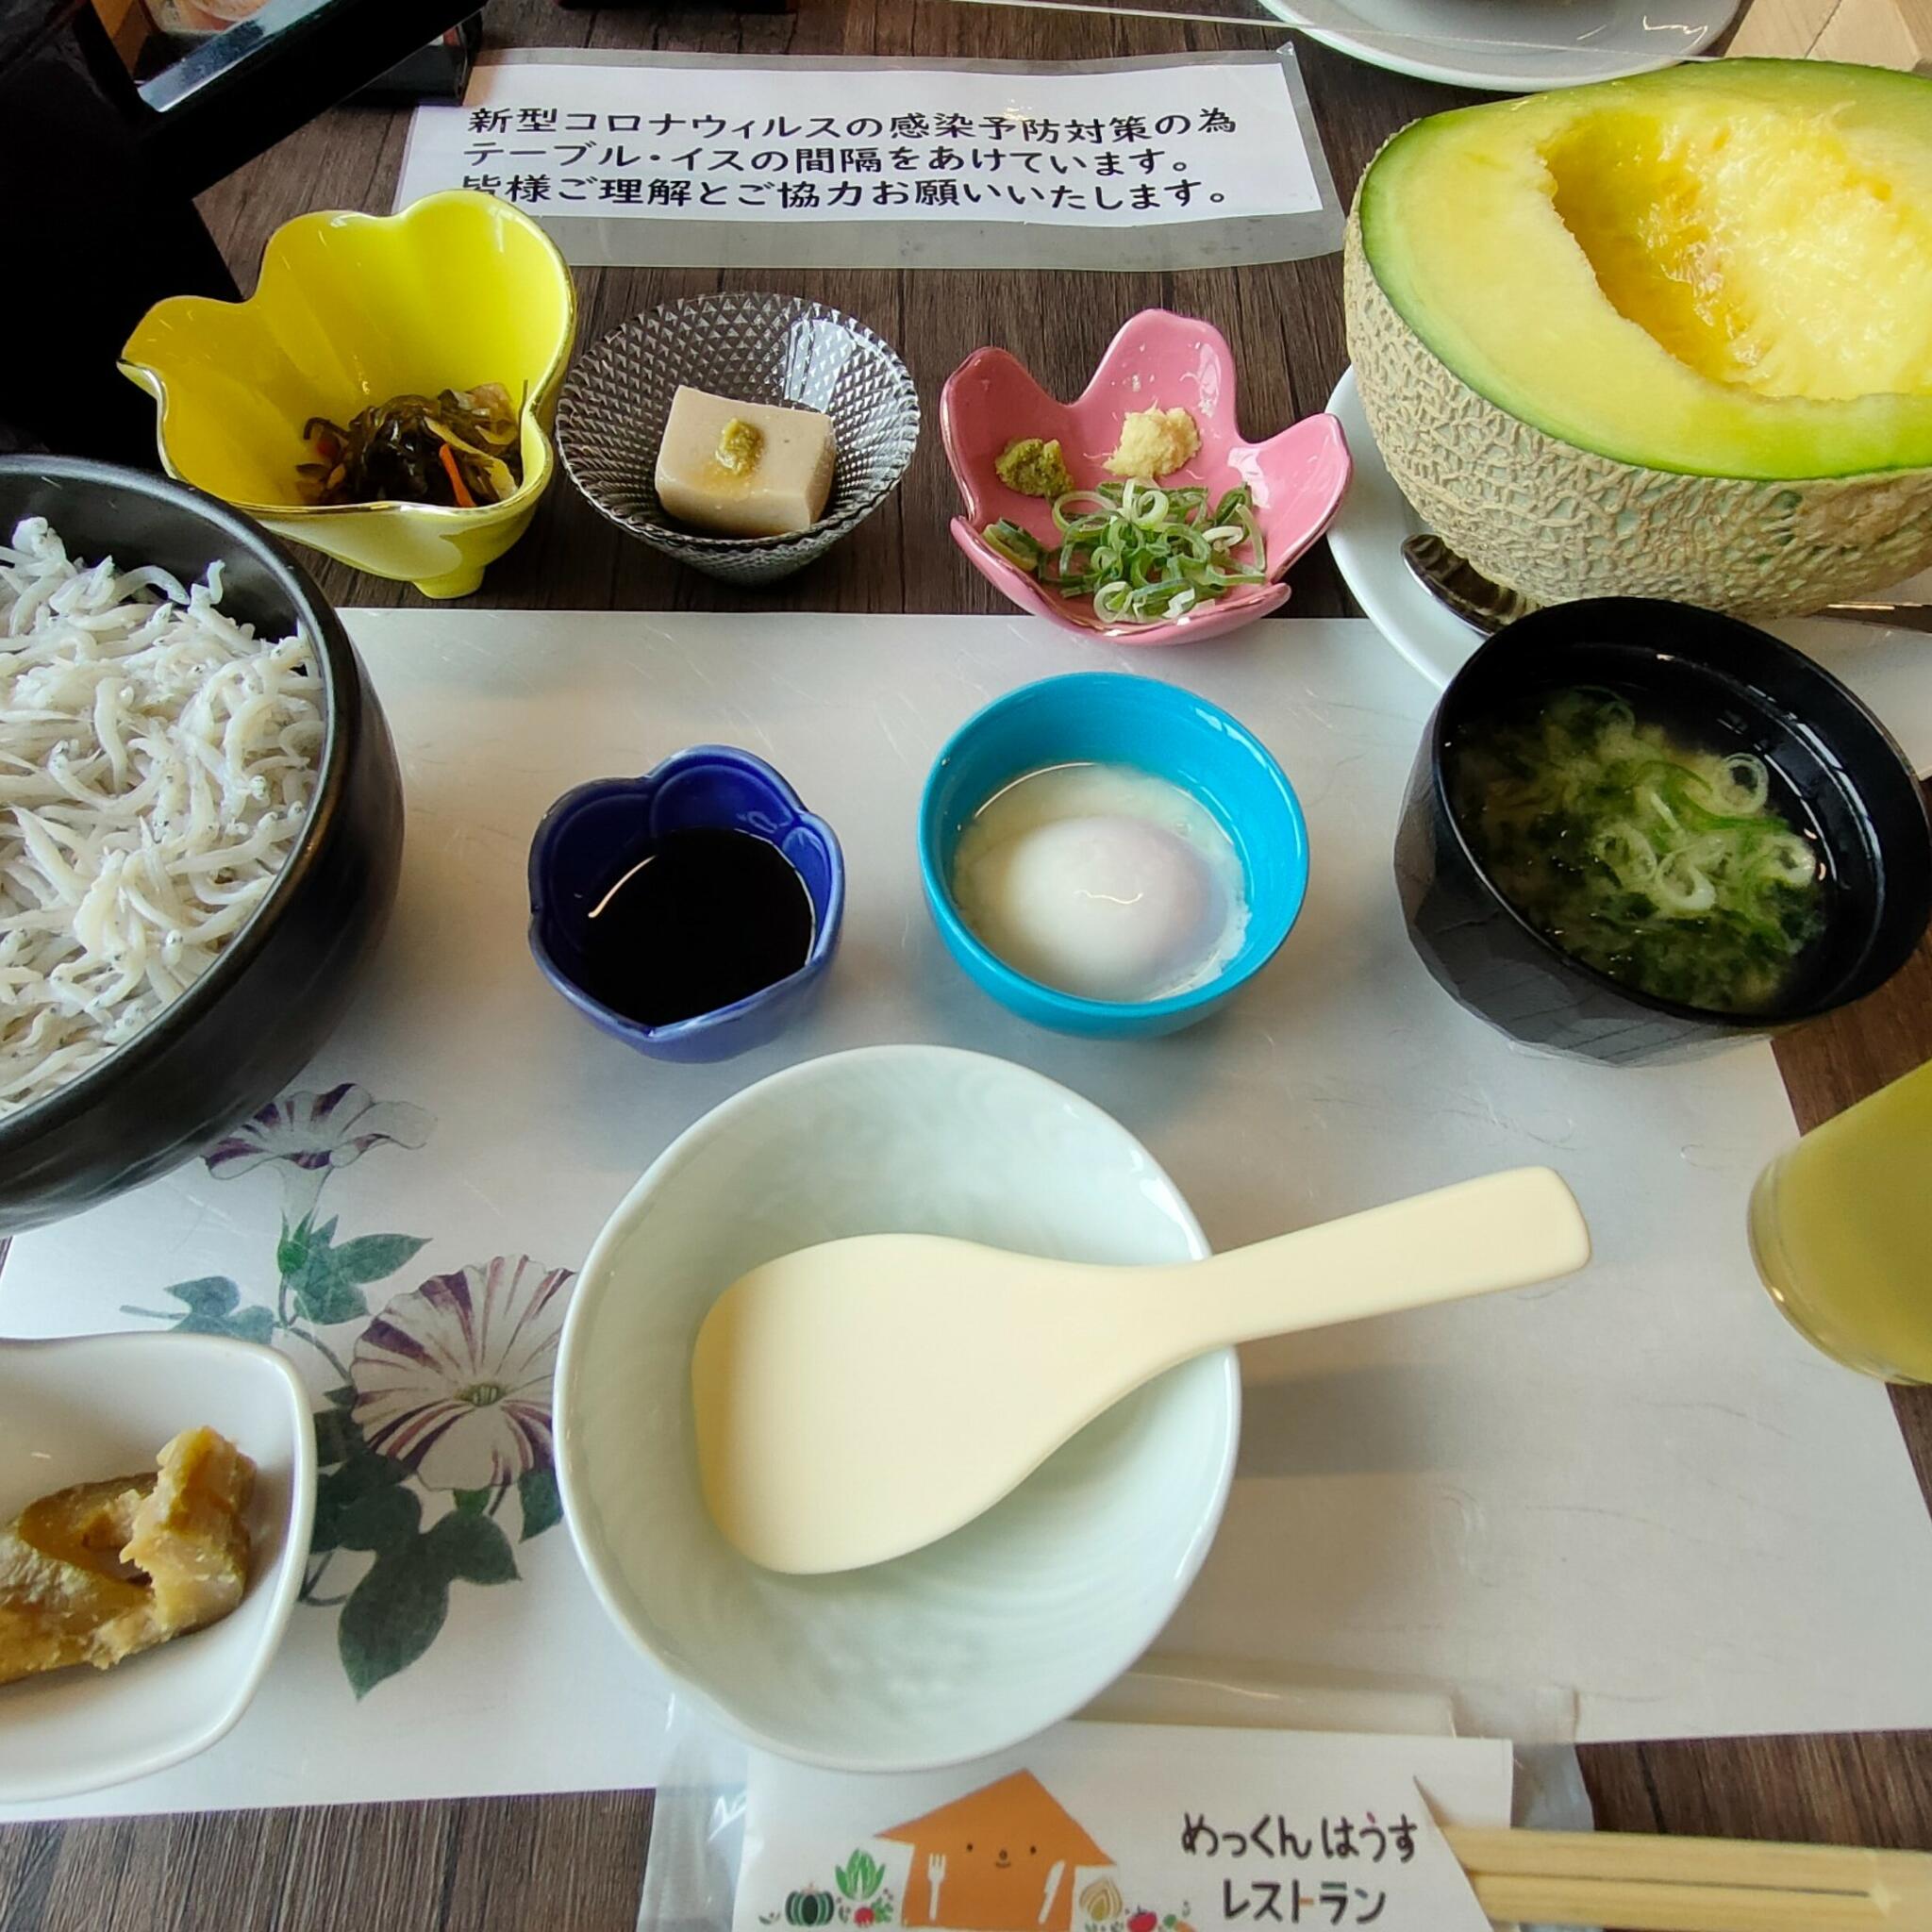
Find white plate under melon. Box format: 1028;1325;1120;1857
1344;58;1932;618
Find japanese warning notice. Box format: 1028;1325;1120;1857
395;51;1341;271
731;1724;1510;1932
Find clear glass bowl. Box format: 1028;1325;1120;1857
557;292;920;586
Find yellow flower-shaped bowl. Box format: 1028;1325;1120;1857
120;191;576;599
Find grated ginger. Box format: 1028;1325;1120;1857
1104;406;1201;480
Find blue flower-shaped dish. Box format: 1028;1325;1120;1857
919;674;1309;1039
528;747;844;1063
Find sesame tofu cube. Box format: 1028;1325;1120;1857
654;386;838;538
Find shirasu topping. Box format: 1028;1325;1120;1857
0;517;322;1115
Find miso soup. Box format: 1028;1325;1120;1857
1447;686;1833;1014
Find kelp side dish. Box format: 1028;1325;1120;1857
299;383;523;508
1448;687;1830;1013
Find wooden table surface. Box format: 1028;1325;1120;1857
4;2;1930;1924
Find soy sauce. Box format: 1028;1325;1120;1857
576;828;814;1025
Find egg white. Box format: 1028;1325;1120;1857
951;762;1249;1003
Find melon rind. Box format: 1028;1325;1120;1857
1343;208;1932;620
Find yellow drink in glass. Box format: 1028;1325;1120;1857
1749;1058;1932;1383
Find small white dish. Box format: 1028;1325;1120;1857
1325;365;1932;776
0;1332;314;1803
1274;0;1736;92
556;1043;1240;1772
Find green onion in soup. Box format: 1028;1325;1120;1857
1449;688;1829;1014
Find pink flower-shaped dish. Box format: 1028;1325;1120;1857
941;309;1352;647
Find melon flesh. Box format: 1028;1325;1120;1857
1346;59;1932;616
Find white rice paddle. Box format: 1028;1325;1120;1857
693;1167;1590;1574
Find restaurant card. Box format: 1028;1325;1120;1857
733;1724;1511;1932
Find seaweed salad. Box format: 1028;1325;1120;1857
298;383;523;508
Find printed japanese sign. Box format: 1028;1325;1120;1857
733;1724;1511;1932
394;51;1342;271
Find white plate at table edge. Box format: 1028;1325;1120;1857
1271;0;1736;92
1324;365;1932;778
0;1333;315;1804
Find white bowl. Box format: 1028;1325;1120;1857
556;1044;1239;1771
0;1333;314;1802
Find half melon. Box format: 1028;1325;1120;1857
1344;58;1932;617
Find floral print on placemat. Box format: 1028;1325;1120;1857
123;1082;575;1696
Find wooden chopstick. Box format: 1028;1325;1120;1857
1446;1827;1929;1892
1462;1873;1886;1932
1460;1870;1885;1932
1441;1826;1932;1932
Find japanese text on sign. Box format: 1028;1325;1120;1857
396;58;1324;228
1180;1809;1420;1926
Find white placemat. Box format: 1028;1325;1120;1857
3;611;1928;1822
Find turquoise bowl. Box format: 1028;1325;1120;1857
918;673;1309;1038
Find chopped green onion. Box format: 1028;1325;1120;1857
981;477;1266;626
983;520;1045;570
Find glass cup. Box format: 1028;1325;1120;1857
1749;1058;1932;1383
